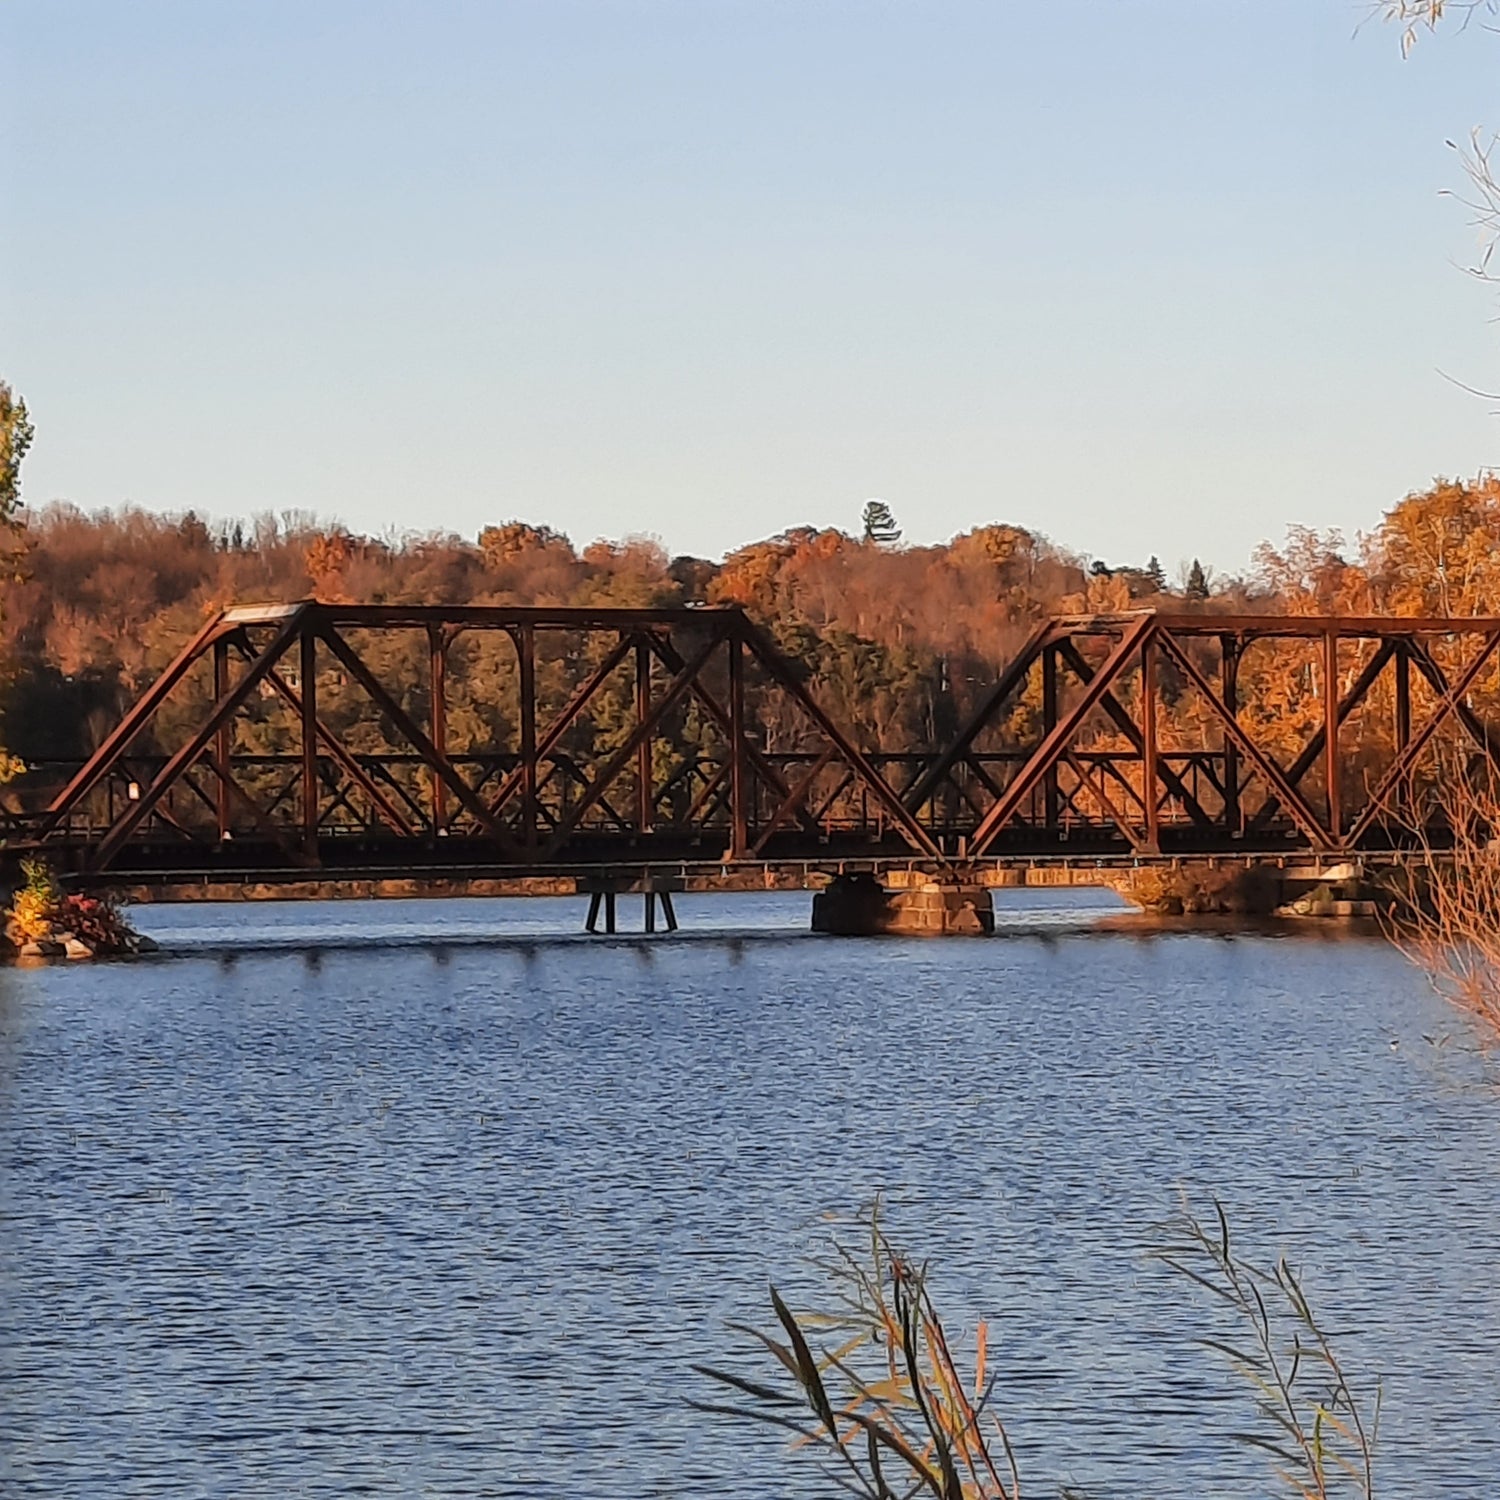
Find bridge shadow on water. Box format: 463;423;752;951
124;890;1384;964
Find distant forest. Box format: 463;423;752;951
3;476;1497;770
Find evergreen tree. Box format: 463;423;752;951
1146;555;1166;591
0;381;33;567
861;499;902;545
0;381;30;781
1185;558;1210;602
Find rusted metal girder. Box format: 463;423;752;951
14;605;1500;885
27;600;943;881
912;610;1500;860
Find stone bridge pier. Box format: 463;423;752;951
811;872;995;936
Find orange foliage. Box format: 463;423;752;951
2;477;1495;773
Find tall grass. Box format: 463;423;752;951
695;1201;1377;1499
1151;1201;1378;1500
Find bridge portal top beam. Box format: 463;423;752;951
215;600;750;632
1050;610;1500;638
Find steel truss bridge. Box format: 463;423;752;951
6;602;1499;895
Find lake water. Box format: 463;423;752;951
2;889;1499;1498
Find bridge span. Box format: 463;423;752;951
5;603;1498;908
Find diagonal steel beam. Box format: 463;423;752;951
902;619;1055;815
1246;638;1396;834
256;661;418;839
43;610;248;830
1063;751;1146;853
89;610;311;870
541;625;729;857
741;621;944;860
200;756;313;864
684;757;734;825
486;633;636;820
750;745;838;856
1154;627;1335;851
1097;755;1147;816
173;767;223;824
1346;630;1500;845
809;766;857;824
1403;637;1500;767
319;624;518;850
968;615;1156;855
961;754;1006;804
1054;638;1216;830
645;629;822;839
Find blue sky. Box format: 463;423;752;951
5;1;1498;575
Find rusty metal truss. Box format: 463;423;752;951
10;605;1500;889
904;611;1500;859
21;601;941;885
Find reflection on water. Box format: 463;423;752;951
2;890;1498;1497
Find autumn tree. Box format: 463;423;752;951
305;529;354;600
1364;475;1500;616
1253;527;1371;616
478;520;572;569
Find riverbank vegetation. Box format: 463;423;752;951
697;1203;1377;1500
3;857;151;960
1382;760;1500;1035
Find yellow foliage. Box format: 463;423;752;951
304;530;353;601
1365;476;1500;616
950;523;1033;568
9;888;53;942
478;521;573;568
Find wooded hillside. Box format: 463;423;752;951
3;477;1497;773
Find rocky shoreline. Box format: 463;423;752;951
4;860;157;962
11;928;159;962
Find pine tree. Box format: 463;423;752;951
861;500;902;545
1146;555;1166;591
0;381;30;782
0;381;32;570
1185;558;1210;602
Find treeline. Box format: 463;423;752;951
2;477;1498;766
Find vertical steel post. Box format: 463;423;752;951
301;627;319;859
1393;638;1412;822
1041;644;1059;830
1324;628;1341;840
1221;635;1240;837
213;637;231;840
428;625;447;837
1141;631;1160;852
728;630;747;857
635;636;652;833
518;623;537;851
1395;639;1411;751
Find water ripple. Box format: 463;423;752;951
1;891;1498;1496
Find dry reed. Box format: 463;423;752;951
697;1200;1379;1499
1380;753;1500;1037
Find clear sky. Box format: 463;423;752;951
5;1;1498;576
